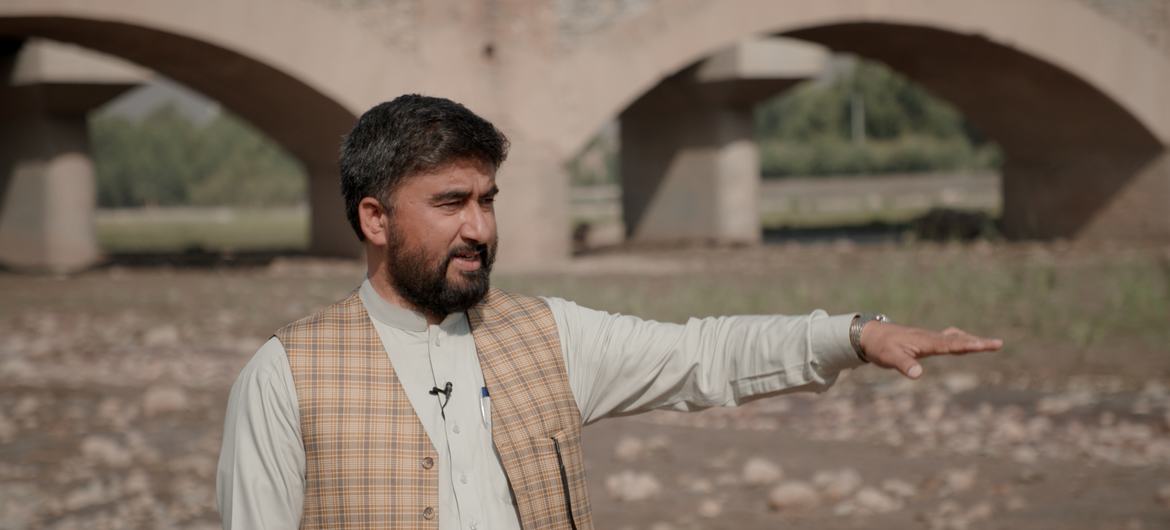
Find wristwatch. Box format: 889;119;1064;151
850;313;889;363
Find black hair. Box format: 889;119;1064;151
339;94;510;240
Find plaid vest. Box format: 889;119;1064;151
276;288;593;530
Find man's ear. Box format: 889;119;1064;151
358;197;392;246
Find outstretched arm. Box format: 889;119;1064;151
544;297;865;424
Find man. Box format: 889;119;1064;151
216;94;1001;530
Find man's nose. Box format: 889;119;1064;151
460;204;492;242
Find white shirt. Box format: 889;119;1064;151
216;280;861;529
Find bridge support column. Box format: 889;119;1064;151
1001;146;1170;241
0;40;143;272
619;38;826;245
621;100;760;243
306;161;360;257
0;101;100;272
494;131;570;270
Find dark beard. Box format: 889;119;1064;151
385;234;496;318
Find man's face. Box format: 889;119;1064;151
382;159;499;317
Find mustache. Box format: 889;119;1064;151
445;243;490;263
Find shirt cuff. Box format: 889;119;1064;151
810;313;864;376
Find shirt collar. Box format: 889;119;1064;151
358;278;466;332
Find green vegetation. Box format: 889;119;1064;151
757;204;925;229
568;56;1002;185
755;58;1001;177
95;207;308;253
90;105;307;208
496;248;1170;378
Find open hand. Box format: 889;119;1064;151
859;323;1002;379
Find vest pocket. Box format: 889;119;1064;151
550;432;580;530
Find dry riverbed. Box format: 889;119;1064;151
1;242;1168;529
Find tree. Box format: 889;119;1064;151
89;104;306;208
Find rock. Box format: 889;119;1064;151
1141;381;1169;399
169;455;216;478
81;435;132;467
940;467;977;494
0;413;14;442
715;472;739;487
742;457;783;486
0;484;37;529
831;499;858;517
946;434;981;455
1004;496;1027;511
605;471;661;502
813;468;862;500
63;479;108;511
1014;467;1043;484
645;435;670;452
142;325;180;347
142;385;188;416
1157;484;1170;507
854;487;902;513
1036;390;1096;415
992;418;1028;444
967;501;994;522
13;396;39;417
941;372;979;394
1010;446;1039;465
613;436;644;462
124;469;152;495
924;403;946;422
697;499;723;518
767;481;820;512
686;478;713;494
708;449;737;470
881;478;918;498
0;358;36;380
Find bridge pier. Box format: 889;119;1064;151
0;40;143;272
493;131;571;270
619;39;826;245
306;161;359;257
1001;147;1170;241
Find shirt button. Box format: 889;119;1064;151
470;522;478;530
452;424;461;434
422;506;435;520
460;473;468;484
421;457;434;469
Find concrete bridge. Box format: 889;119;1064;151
1;0;1168;271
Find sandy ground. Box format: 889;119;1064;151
1;244;1168;529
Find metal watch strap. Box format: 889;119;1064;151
850;313;889;363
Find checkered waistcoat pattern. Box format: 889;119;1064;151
276;288;593;530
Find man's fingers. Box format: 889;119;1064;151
892;353;923;379
941;326;966;336
942;334;1003;354
865;324;1002;379
917;330;1003;357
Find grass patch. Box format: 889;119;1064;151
96;207;308;253
759;206;927;229
495;246;1170;380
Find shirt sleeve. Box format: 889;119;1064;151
541;297;863;425
216;337;305;529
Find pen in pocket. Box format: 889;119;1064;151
480;386;491;429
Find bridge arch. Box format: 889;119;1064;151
547;0;1170;241
0;0;400;257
